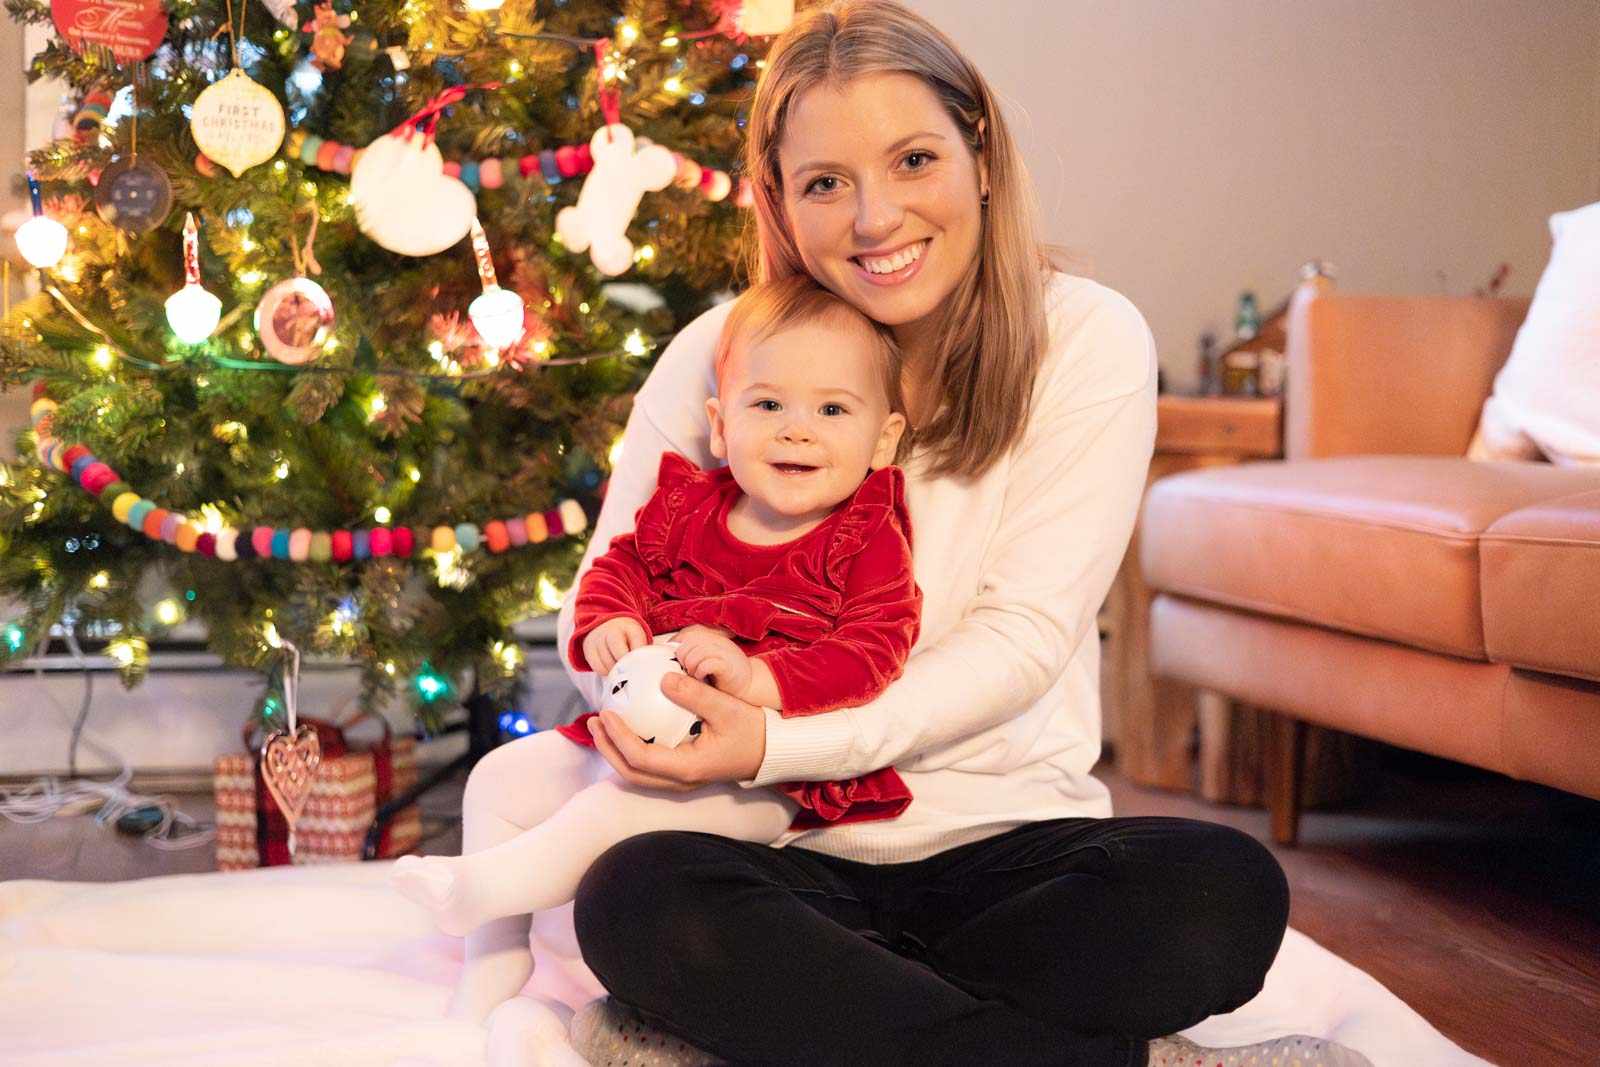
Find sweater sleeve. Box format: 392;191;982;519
755;520;920;715
567;534;656;674
557;302;728;711
746;290;1158;787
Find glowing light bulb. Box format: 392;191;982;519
15;172;67;269
465;221;526;349
88;571;110;590
16;215;68;269
623;329;649;357
89;345;114;371
155;598;183;626
166;215;222;343
470;287;525;349
373;506;392;524
608;433;625;467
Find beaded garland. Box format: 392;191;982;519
28;391;588;564
283;127;750;204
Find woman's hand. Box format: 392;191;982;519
582;617;649;675
672;625;753;697
587;672;768;791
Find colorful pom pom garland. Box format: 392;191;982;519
29;391;588;564
283;127;752;205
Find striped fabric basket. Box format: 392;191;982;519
214;720;422;870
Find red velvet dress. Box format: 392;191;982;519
560;452;922;829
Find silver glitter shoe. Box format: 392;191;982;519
568;997;724;1066
1147;1032;1375;1067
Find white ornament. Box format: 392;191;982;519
556;124;677;276
350;133;477;256
601;643;700;749
190;69;287;178
736;0;794;36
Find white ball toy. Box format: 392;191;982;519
601;643;701;749
556;123;678;276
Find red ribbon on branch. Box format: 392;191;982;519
593;39;622;131
392;82;503;143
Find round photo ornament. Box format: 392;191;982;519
254;205;334;364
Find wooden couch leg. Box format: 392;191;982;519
1268;714;1306;846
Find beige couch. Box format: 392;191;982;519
1140;277;1600;844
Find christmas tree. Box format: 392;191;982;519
0;0;790;723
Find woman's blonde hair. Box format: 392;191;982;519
742;0;1052;478
713;277;912;465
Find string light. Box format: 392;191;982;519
89;345;114;371
16;173;68;270
373;506;392;524
608;433;625;467
536;574;566;612
368;393;387;418
165;215;222;344
623;329;649;357
4;624;25;653
88;571;110;590
106;636;146;668
154;598;184;626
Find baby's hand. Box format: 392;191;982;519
672;625;753;697
583;617;649;675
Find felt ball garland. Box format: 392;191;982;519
284;127;752;204
29;391;588;564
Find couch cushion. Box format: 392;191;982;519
1481;489;1600;682
1141;456;1600;659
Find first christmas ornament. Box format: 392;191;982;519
165;213;223;344
191;68;287;178
51;0;168;63
94;154;172;232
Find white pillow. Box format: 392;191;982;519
1468;200;1600;466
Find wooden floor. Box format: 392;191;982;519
2;746;1596;1066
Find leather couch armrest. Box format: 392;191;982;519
1284;280;1529;460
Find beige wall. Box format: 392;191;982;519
911;0;1600;389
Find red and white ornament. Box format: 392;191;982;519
165;213;222;344
50;0;167;63
556;124;677;276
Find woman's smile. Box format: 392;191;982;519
852;238;931;286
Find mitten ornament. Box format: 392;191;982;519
349;87;481;256
556;124;677;276
602;643;700;749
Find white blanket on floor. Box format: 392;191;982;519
0;863;1486;1066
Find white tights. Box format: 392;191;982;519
413;729;797;1025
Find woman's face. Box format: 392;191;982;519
777;72;986;340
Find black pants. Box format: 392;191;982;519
574;815;1290;1067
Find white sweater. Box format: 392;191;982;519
557;273;1158;864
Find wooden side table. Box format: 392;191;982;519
1103;394;1282;792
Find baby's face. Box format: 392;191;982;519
707;318;905;525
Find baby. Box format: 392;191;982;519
392;276;921;947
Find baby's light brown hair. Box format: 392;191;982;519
713;278;908;463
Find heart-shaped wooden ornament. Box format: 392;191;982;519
260;724;321;826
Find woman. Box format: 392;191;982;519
467;4;1369;1065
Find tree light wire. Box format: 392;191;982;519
0;627;216;851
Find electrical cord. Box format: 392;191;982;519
0;626;215;851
